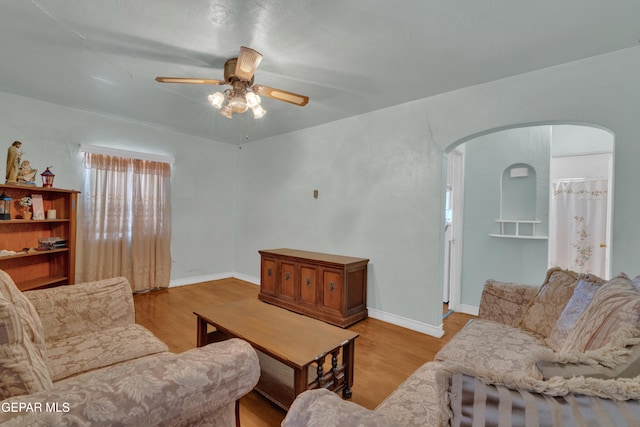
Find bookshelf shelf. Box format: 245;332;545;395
0;184;79;291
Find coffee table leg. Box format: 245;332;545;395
234;400;241;427
196;315;208;347
342;339;355;398
293;366;309;401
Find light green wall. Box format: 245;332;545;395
0;91;238;282
460;127;550;306
233;104;443;332
552;125;613;157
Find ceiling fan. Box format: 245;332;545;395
155;46;309;119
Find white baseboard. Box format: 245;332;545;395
169;272;234;287
169;272;260;288
368;308;444;338
459;304;479;317
169;272;445;338
232;273;260;285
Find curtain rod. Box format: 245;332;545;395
79;144;175;165
552;178;608;182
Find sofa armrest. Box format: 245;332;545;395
283;362;453;427
25;277;135;342
283;389;395;427
376;361;452;427
0;338;260;427
478;279;538;326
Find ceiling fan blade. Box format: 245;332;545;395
235;46;263;81
254;85;309;106
155;77;226;85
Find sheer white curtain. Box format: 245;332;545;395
81;152;172;292
548;179;608;276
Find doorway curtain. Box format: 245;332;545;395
548;179;608;277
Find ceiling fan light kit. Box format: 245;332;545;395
207;92;225;109
218;81;264;118
156;46;309;120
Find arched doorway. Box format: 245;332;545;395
444;123;613;314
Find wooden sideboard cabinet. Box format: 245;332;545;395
258;248;369;328
0;184;79;291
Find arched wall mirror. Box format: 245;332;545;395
443;124;614;312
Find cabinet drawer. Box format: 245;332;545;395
322;269;344;311
299;265;317;305
261;258;277;296
279;261;296;300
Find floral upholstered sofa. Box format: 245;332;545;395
0;270;260;426
283;267;640;426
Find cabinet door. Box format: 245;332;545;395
299;265;317;305
279;261;297;300
261;257;277;296
322;269;344;311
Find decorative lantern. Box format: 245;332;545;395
41;167;55;188
0;192;12;220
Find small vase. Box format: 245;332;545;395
22;209;32;220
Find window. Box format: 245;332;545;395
80;151;172;292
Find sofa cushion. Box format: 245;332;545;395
435;319;547;380
536;343;640;380
545;273;606;351
517;268;579;338
587;295;640;351
478;280;538;326
0;271;47;365
46;324;169;381
0;297;52;398
560;273;640;353
449;372;640;427
25;276;135;342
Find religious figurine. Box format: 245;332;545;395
5;141;22;184
18;160;38;185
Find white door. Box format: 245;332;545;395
548;153;612;278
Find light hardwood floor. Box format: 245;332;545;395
134;278;475;427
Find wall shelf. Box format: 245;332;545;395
489;234;548;240
490;219;548;240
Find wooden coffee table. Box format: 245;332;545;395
194;299;359;410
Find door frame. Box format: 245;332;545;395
444;149;464;311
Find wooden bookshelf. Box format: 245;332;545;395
0;184;79;291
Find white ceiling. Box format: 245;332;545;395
1;1;639;144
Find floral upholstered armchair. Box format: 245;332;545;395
0;270;259;426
